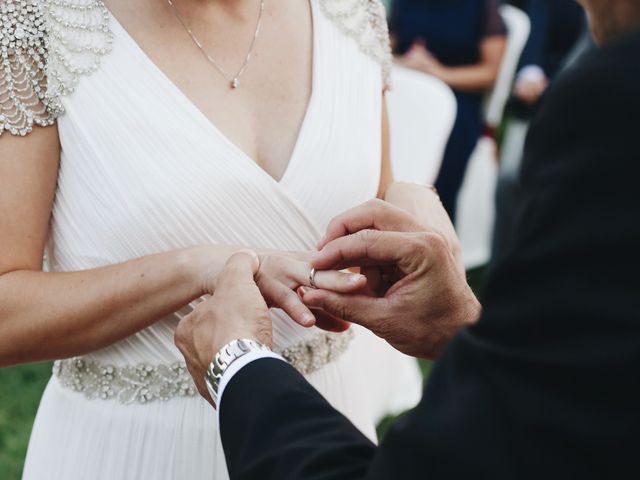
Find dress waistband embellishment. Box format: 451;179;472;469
53;330;354;404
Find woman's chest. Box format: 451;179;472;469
104;0;314;182
50;0;384;262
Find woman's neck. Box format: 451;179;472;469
180;0;260;16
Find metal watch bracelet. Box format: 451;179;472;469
204;338;271;408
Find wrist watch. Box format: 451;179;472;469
204;338;271;408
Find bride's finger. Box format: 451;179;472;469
286;260;366;292
311;269;367;292
272;284;317;327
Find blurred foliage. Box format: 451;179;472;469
0;363;51;480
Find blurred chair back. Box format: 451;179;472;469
387;66;457;185
484;5;531;128
457;137;499;269
457;5;530;269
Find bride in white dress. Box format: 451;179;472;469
0;0;441;478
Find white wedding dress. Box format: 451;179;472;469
0;0;421;478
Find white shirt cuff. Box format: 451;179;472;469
216;350;286;423
517;65;546;83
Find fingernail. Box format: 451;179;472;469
302;313;316;326
348;274;366;285
299;286;310;296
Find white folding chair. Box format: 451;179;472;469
457;6;530;269
386;66;457;185
485;5;532;128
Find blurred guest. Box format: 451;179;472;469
509;0;586;116
390;0;507;221
493;0;590;257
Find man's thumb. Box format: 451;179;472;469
218;250;260;290
301;289;378;329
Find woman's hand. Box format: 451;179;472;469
395;41;449;80
254;251;366;329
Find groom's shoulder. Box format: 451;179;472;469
524;31;640;160
520;31;640;192
541;30;640;120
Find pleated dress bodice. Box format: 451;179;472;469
47;0;383;367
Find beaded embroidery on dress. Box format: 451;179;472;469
0;0;62;135
1;0;391;137
44;0;113;96
0;0;111;136
319;0;392;89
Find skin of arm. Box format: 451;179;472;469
377;96;464;274
397;36;507;93
0;126;364;367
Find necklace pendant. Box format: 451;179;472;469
231;78;240;89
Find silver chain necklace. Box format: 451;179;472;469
166;0;266;90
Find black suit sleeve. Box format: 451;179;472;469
220;33;640;480
219;358;376;480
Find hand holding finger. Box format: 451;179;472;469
215;250;260;296
301;288;383;331
313;229;421;272
318;199;424;249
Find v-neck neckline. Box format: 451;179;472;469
105;0;319;185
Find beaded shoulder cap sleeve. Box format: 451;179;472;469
0;0;390;137
319;0;392;90
0;0;112;137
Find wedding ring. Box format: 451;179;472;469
309;267;318;289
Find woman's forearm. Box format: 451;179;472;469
435;63;499;93
0;245;236;367
384;181;435;216
384;181;464;275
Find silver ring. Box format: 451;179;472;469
309;267;318;289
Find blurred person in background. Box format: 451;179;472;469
509;0;585;112
389;0;507;222
493;0;590;256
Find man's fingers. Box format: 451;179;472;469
273;285;316;328
318;199;422;249
216;250;260;294
313;230;414;271
310;269;367;292
311;309;352;333
301;288;383;329
281;257;366;293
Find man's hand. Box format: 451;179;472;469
513;73;549;106
305;201;481;359
175;250;272;404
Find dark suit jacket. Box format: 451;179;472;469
219;31;640;479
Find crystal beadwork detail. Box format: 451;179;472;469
0;0;112;137
53;330;354;404
44;0;114;97
319;0;393;90
279;328;354;376
0;0;63;136
53;358;198;404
